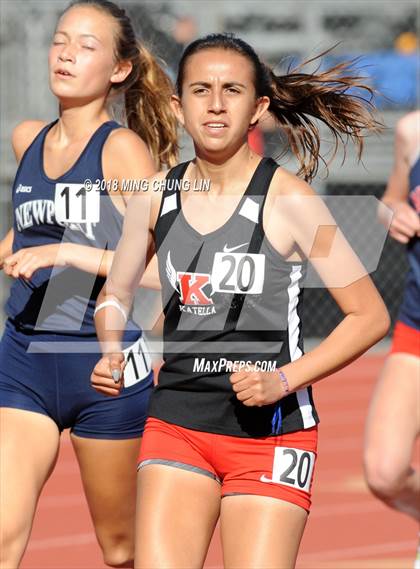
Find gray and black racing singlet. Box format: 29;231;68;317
150;157;319;437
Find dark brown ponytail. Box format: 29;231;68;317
263;54;380;180
177;34;381;181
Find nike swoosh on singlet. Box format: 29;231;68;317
223;242;249;253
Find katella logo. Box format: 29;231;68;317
166;251;216;315
178;272;213;305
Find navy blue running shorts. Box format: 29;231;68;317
0;318;153;439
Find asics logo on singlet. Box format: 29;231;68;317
16;184;32;193
223;242;249;253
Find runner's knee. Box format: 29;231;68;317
364;451;408;499
0;521;30;569
100;534;134;568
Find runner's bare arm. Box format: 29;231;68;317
381;113;420;243
1;122;46;270
0;229;14;270
94;172;165;354
266;171;390;393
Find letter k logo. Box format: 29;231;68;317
178;272;213;305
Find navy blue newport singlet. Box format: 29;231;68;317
6;120;131;335
149;158;319;438
398;155;420;330
0;120;152;437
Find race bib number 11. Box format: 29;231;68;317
55;183;100;223
122;337;152;388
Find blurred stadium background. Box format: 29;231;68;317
0;0;418;338
0;2;419;568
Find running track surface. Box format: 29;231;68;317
20;354;419;569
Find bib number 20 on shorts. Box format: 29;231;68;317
260;447;316;492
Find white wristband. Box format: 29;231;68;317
94;300;128;323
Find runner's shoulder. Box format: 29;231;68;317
266;165;328;228
12;120;47;163
104;127;156;178
270;165;317;200
146;170;171;206
127;169;170;225
395;111;419;144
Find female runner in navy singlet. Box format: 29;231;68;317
92;35;390;568
0;1;176;567
364;111;420;566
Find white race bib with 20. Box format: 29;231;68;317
260;446;316;492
